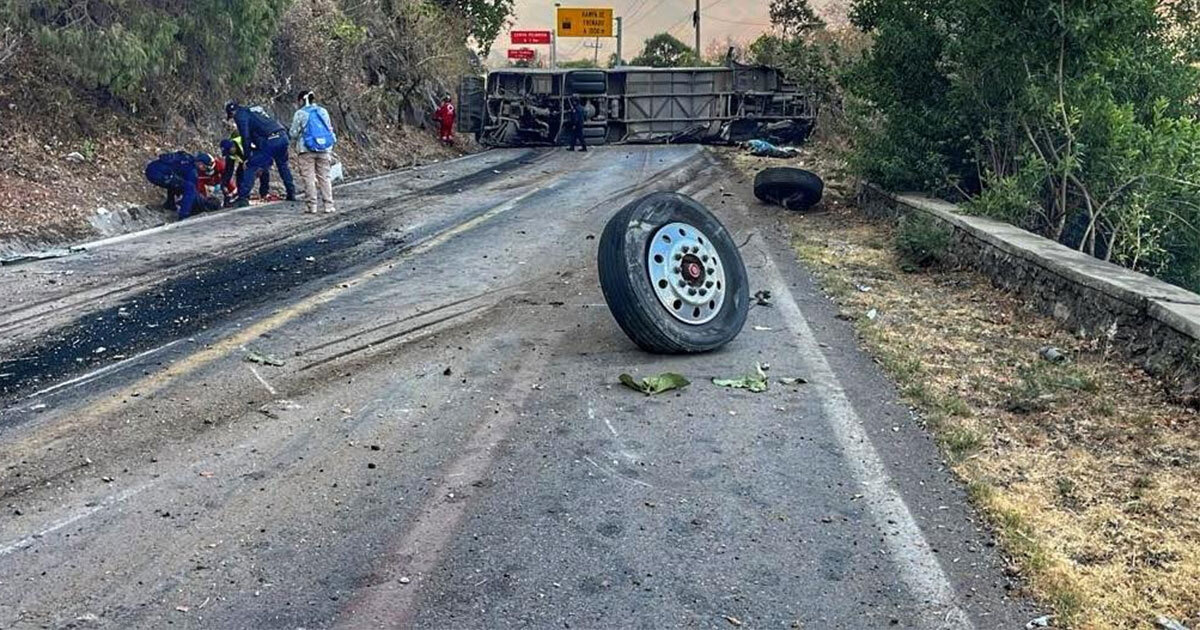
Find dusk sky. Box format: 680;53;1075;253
491;0;776;64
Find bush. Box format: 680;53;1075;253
847;0;1200;292
895;212;953;271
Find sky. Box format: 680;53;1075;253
490;0;777;65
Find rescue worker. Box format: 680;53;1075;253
224;100;297;208
143;151;216;220
434;95;455;144
567;95;588;152
291;89;338;214
220;133;270;206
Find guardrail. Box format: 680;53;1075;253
859;184;1200;405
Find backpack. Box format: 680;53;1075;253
302;105;337;152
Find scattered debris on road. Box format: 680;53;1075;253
1156;616;1191;630
779;377;808;386
753;325;773;331
1039;346;1069;364
244;349;285;367
1025;615;1052;629
618;372;690;396
753;290;773;306
724;615;744;627
713;363;769;393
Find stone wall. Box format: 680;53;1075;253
859;184;1200;404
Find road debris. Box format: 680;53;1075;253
724;615;744;627
1039;346;1069;364
753;325;773;331
1025;615;1052;628
1156;616;1190;630
619;372;690;396
713;363;769;393
779;377;808;386
866;308;878;321
753;290;773;306
399;576;411;584
244;349;285;367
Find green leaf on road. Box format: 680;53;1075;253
619;372;690;396
713;363;770;393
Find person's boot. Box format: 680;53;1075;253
233;197;250;209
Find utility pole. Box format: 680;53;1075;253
552;2;560;69
693;0;701;62
615;16;623;67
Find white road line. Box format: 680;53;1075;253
0;482;152;557
247;365;277;396
760;255;975;630
26;340;182;400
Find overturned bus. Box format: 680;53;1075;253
456;63;816;147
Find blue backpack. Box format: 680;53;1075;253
302;105;336;152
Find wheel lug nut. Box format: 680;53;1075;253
674;254;682;261
687;288;697;296
705;281;713;288
707;268;715;274
699;289;707;296
673;266;681;274
678;280;686;288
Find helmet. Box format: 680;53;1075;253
195;152;215;174
219;139;235;155
224;100;239;118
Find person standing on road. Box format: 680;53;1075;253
567;96;588;152
290;90;338;214
434;95;456;144
225;100;298;208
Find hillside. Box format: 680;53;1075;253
0;0;490;253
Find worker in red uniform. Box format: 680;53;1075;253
434;95;455;144
194;153;233;210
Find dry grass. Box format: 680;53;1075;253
729;145;1200;629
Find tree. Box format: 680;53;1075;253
769;0;824;38
846;0;1200;290
560;58;599;69
432;0;514;55
630;33;697;68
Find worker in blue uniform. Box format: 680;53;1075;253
225;100;297;208
220;134;270;206
144;151;207;220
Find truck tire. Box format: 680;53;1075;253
598;192;749;354
566;71;607;95
753;167;824;211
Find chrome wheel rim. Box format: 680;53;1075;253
647;222;727;325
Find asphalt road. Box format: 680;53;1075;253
0;146;1036;629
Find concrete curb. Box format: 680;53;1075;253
859;184;1200;403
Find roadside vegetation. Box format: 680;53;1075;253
732;0;1200;625
732;144;1199;629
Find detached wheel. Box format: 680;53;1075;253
753;167;824;211
598;192;749;354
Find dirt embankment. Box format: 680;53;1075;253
0;0;476;254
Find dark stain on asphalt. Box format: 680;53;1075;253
0;216;392;404
0;150;552;410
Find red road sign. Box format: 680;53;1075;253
511;30;552;45
507;48;537;60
